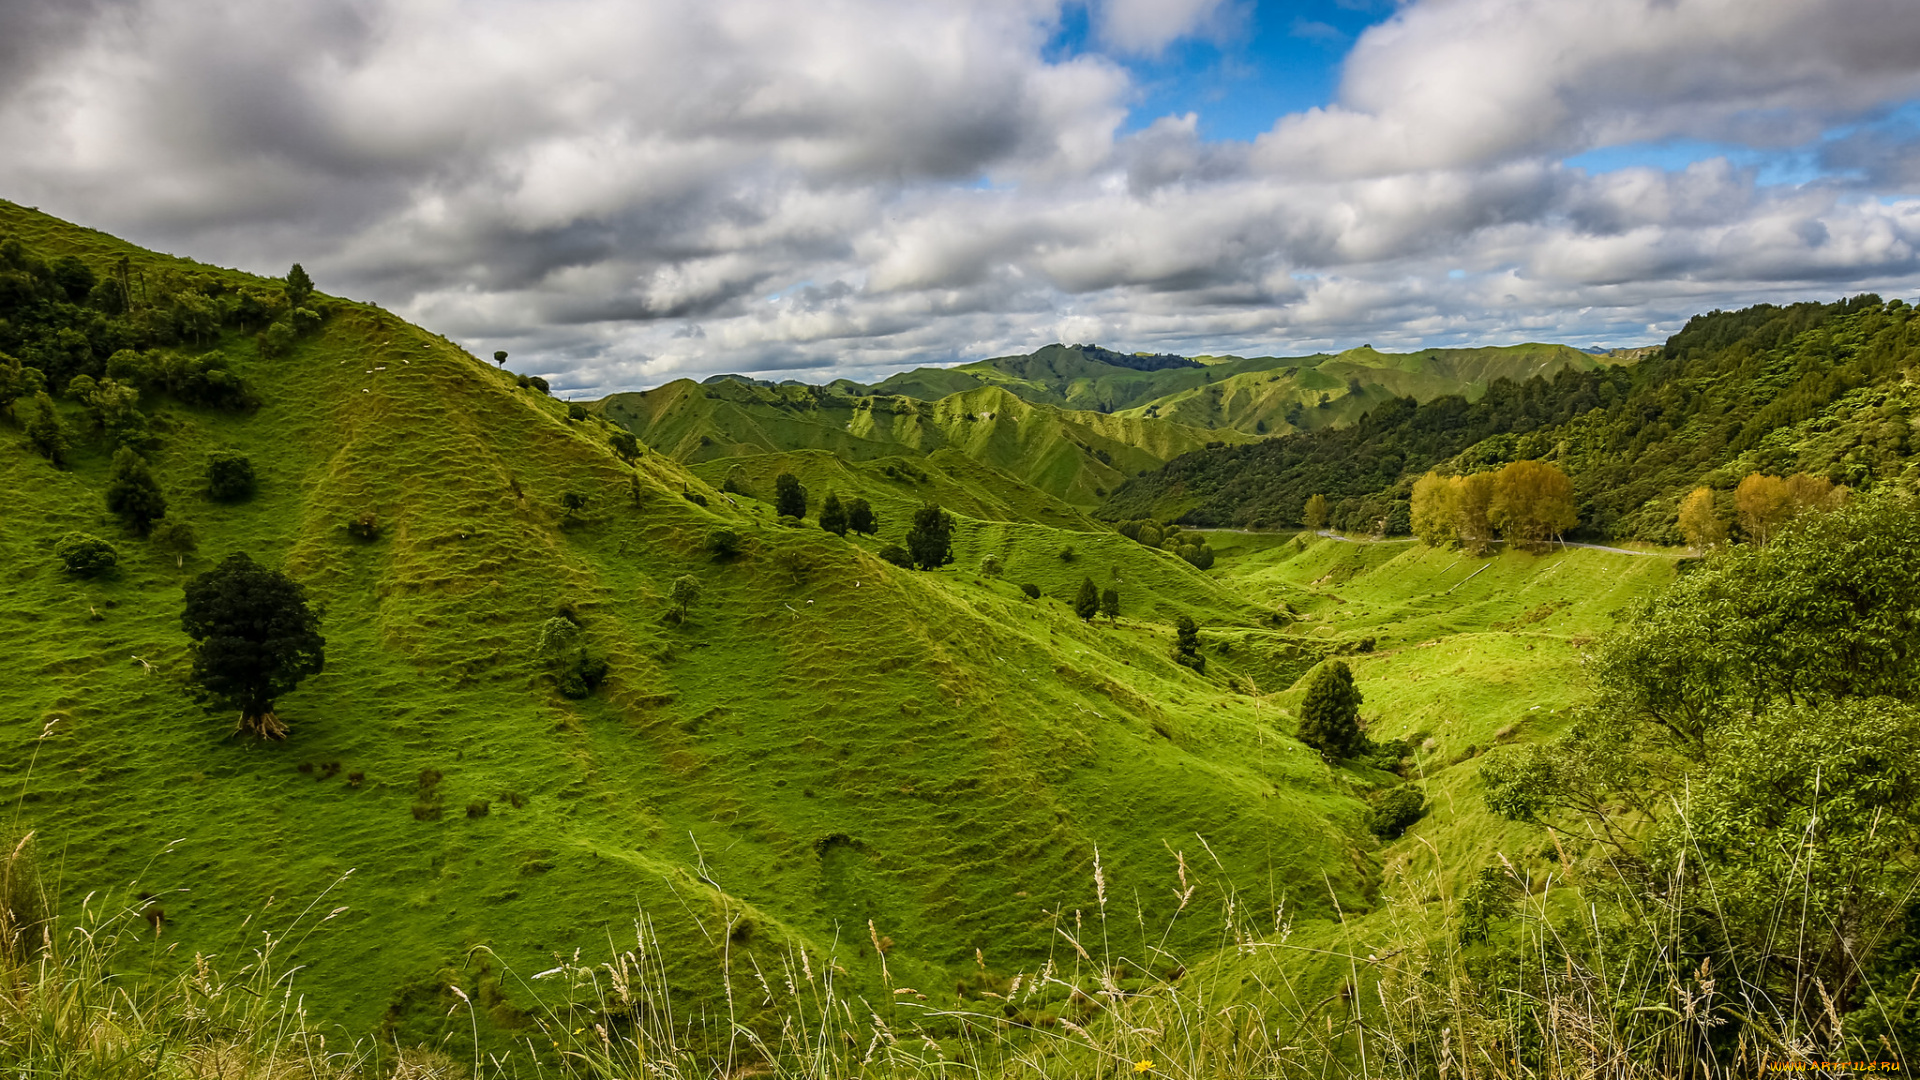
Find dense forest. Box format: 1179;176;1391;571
1101;294;1913;541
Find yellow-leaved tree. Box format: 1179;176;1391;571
1677;486;1727;550
1410;471;1461;548
1489;459;1578;549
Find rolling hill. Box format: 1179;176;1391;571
0;200;1377;1057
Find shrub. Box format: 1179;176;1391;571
609;430;639;461
820;493;848;535
1020;582;1041;599
25;392;67;465
204;450;256;501
567;402;589;422
528;376;550;395
150;518;198;567
536;616;607;699
1368;785;1427;839
55;532;116;577
347;510;380;541
879;544;913;568
846;497;876;535
707;528;740;559
106;447;167;534
979;554;1002;577
1058;545;1076;562
774;472;807;519
561;491;590;520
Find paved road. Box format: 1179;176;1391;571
1190;527;1684;558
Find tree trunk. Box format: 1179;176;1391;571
236;711;288;740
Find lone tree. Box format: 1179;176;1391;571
608;430;639;462
180;553;326;739
561;491;589;520
774;473;808;519
1298;660;1365;760
1303;494;1329;531
285;264;314;309
845;497;876;535
55;532;117;577
205;450;257;501
493;350;508;367
905;502;955;570
669;575;702;620
1074;577;1099;620
1099;586;1119;621
819;493;849;536
106;447;167;534
1172;615;1205;673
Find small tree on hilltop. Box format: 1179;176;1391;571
820;493;849;536
670;575;702;620
493;350;508;367
285;264;314;309
846;497;876;535
905;502;955;570
1303;494;1329;531
106;447;167;535
180;553;325;739
774;472;808;519
1099;586;1119;621
1074;577;1099;621
1298;660;1365;760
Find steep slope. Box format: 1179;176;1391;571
0;202;1372;1056
596;378;1256;506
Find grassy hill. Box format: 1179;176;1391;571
0;201;1381;1059
596;378;1256;507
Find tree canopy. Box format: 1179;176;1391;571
774;472;807;518
180;554;325;739
1297;660;1365;760
905;503;955;570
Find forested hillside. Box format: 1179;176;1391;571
1103;294;1913;540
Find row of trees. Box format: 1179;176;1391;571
1678;471;1847;549
1409;459;1578;552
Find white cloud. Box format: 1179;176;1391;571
1;0;1919;395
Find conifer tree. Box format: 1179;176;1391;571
1099;587;1119;621
820;493;849;535
774;472;807;518
1172;614;1205;673
1074;577;1098;620
285;264;314;309
1298;660;1365;760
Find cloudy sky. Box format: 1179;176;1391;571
5;0;1920;393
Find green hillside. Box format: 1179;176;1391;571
597;378;1256;506
1104;295;1914;539
1118;343;1635;435
0;201;1376;1058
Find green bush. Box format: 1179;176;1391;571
205;450;256;501
54;532;116;577
567;402;589;422
1368;785;1427;840
536;616;607;699
707;528;740;559
1020;582;1041;599
879;544;913;569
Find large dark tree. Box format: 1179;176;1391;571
1099;587;1120;621
774;472;808;518
285;263;314;309
1074;577;1099;620
819;493;849;536
106;447;166;534
845;497;877;535
180;554;326;739
905;502;955;570
1298;660;1365;760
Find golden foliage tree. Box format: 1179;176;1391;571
1410;471;1460;548
1489;460;1578;549
1736;472;1846;545
1677;486;1727;550
1302;493;1328;530
1456;471;1499;554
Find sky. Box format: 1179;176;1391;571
4;0;1920;394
